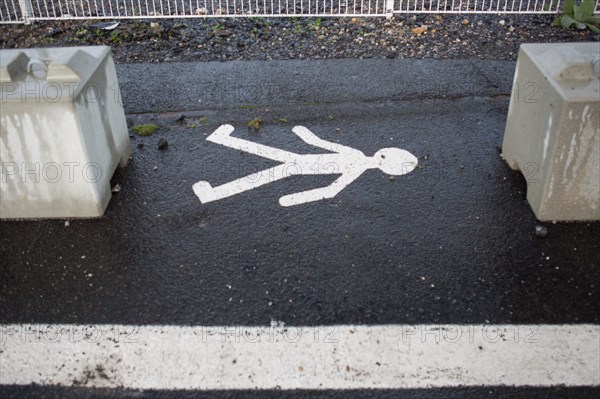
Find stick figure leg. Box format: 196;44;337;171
193;164;289;204
278;170;362;207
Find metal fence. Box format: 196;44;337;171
1;0;599;23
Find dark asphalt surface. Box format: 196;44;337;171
1;59;599;398
116;59;515;113
1;98;599;325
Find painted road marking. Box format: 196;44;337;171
1;324;598;389
192;124;418;206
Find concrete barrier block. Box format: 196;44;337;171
1;46;130;219
502;43;599;221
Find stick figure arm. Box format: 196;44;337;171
206;124;294;163
292;126;357;154
206;124;236;144
278;170;363;207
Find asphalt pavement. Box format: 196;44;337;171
1;58;599;398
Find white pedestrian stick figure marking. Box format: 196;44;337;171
193;124;418;206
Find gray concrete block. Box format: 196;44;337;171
1;46;131;219
502;43;600;221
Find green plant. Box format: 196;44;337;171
131;124;160;136
250;17;273;26
247;118;261;131
187;116;209;128
110;31;121;43
211;24;225;32
553;0;599;32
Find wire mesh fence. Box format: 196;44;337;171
1;0;598;23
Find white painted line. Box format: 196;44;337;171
1;324;598;389
193;124;418;206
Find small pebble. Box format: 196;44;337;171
389;175;396;181
158;138;168;150
153;165;158;171
499;20;505;26
535;225;548;237
461;19;469;25
64;221;70;227
137;142;144;149
111;184;121;193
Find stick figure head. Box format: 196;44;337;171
374;148;419;176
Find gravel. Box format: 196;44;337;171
535;225;549;237
0;15;597;63
157;138;169;150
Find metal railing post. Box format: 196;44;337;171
18;0;34;23
385;0;394;18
